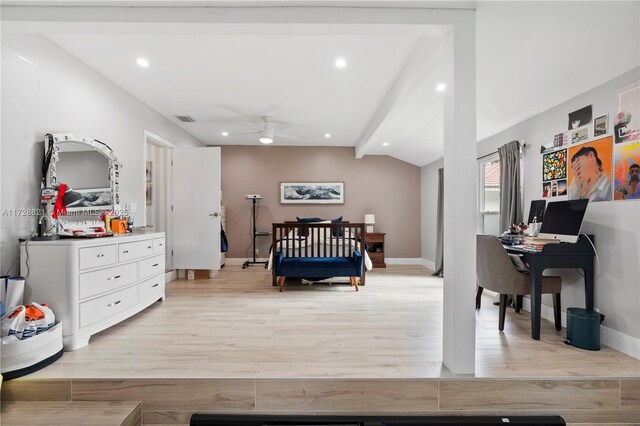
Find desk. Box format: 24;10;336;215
505;235;595;340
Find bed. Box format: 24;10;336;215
270;221;371;291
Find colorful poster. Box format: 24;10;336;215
615;81;640;143
567;136;613;202
543;149;567;181
613;139;640;200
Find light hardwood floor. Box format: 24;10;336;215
28;265;639;379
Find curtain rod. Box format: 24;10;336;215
477;141;527;161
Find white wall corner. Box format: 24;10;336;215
421;258;436;271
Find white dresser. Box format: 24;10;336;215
20;232;166;350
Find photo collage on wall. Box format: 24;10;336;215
540;81;640;203
542;149;567;198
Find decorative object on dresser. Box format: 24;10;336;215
365;232;386;268
36;133;122;240
364;214;375;233
20;232;166;350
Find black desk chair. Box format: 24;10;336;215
476;235;562;332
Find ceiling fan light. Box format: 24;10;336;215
259;136;274;144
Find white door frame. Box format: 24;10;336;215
143;130;175;269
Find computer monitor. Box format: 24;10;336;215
527;199;546;224
538;199;589;243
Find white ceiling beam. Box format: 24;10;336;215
354;36;444;159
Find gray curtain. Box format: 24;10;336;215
433;167;444;277
498;141;522;233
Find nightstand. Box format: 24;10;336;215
365;232;386;268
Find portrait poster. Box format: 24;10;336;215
567;135;613;202
613;139;640;200
542;149;567;181
615;80;640;143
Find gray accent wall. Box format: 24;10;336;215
221;146;421;260
421;67;640;356
0;35;203;276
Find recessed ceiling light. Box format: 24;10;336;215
335;58;347;68
136;57;149;68
221;131;229;136
324;133;332;138
382;142;390;147
259;136;274;144
436;83;446;92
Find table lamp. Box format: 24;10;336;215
364;214;375;233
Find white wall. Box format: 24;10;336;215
420;157;443;269
0;35;203;276
421;68;640;357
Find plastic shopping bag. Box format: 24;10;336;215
1;305;36;339
29;302;56;334
0;303;55;339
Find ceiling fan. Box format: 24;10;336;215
225;115;304;144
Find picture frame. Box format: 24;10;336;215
593;114;608;137
570;126;589;144
568;105;592;130
146;183;152;206
146;160;152;183
280;182;344;204
64;187;113;212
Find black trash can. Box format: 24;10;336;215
565;307;601;350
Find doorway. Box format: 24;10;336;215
144;130;175;270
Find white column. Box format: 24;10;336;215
442;15;477;374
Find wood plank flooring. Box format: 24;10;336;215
26;265;639;379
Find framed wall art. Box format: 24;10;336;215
280;182;344;204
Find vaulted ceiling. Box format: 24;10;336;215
6;1;640;166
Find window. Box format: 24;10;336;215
478;153;501;236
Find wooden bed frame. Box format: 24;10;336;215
271;222;367;289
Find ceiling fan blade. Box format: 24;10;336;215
277;133;306;141
227;131;259;136
270;122;294;132
237;120;264;131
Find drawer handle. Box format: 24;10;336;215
96;254;105;258
152;283;159;288
122;250;129;254
158;243;163;247
147;246;152;249
107;300;121;307
152;263;159;267
107;275;121;281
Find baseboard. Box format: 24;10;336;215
165;270;176;283
521;298;640;360
226;257;269;266
421;259;436;270
385;258;422;265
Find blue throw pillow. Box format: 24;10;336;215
296;217;322;237
328;216;343;237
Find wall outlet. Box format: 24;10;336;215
187;269;195;280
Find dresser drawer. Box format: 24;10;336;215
79;263;137;300
79;244;117;270
139;254;164;280
79;285;138;328
139;275;165;302
118;240;154;262
153;237;165;254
